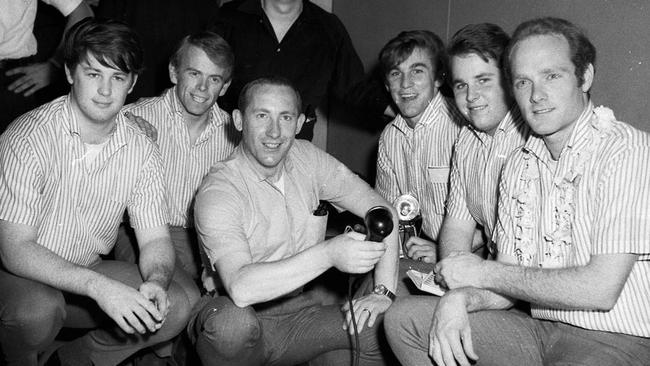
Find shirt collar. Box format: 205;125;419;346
391;92;447;134
60;94;129;147
469;105;524;144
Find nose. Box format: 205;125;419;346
400;73;413;89
198;76;208;91
98;77;111;97
466;85;479;102
530;83;546;103
266;118;281;138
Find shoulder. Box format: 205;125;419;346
3;97;65;143
124;93;170;127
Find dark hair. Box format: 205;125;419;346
379;30;447;82
237;77;302;113
505;17;596;86
63;18;144;74
448;23;510;67
170;31;234;81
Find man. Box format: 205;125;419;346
211;0;390;140
119;31;239;284
190;77;399;366
385;17;650;366
0;19;198;366
437;23;529;260
1;0;93;131
376;30;464;266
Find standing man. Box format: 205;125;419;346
376;30;464;265
1;0;93;131
437;23;529;260
211;0;390;140
190;77;399;366
121;31;239;284
0;19;197;366
385;17;650;366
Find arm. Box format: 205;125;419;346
6;1;93;96
437;216;476;259
375;133;400;205
134;225;175;318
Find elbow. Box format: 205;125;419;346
227;282;255;308
591;291;621;311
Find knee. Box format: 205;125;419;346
2;286;65;348
384;298;409;340
194;297;261;358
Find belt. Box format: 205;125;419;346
0;56;37;71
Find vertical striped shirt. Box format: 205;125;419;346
0;95;168;266
125;88;239;227
494;103;650;337
376;92;464;240
446;108;529;238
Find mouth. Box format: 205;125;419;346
190;93;209;104
262;142;281;149
399;92;418;101
533;107;554;115
468;105;487;112
93;100;112;108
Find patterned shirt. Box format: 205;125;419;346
0;95;168;266
196;140;376;270
376;92;464;240
126;88;239;227
494;103;650;337
446;108;529;239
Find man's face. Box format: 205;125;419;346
170;45;231;122
233;84;305;179
451;53;510;135
65;53;136;126
386;47;441;126
510;34;592;142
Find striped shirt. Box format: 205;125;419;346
0;95;168;266
494;103;650;337
446;108;529;239
126;88;239;227
376;92;464;240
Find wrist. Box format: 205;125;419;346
372;284;396;301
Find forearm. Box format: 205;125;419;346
449;286;515;313
372;222;399;292
138;238;175;290
226;243;333;307
482;254;637;310
51;1;93;67
438;216;476;259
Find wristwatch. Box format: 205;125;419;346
373;284;396;301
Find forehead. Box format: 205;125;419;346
451;53;500;78
394;47;434;69
510;34;573;73
179;45;227;72
247;84;299;113
76;52;128;74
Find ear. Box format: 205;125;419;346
169;62;178;85
64;64;74;85
295;113;306;135
233;109;243;132
127;74;138;94
219;79;232;97
580;63;594;93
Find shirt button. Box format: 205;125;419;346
276;47;281;52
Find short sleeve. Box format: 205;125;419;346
445;143;473;222
0;136;42;226
493;155;520;258
592;146;650;256
375;131;399;204
42;0;83;16
127;148;168;229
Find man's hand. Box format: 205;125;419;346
435;251;487;289
90;278;165;335
139;280;170;330
341;293;392;334
326;231;387;273
404;236;437;263
6;62;57;97
429;292;478;366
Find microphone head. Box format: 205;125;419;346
364;205;394;242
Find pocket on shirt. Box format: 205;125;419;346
303;212;329;249
427;166;451;215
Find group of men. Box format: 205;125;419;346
0;6;648;366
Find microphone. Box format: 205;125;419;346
364;206;394;242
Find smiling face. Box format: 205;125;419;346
510;34;592;149
170;45;231;123
386;47;441;127
450;53;510;135
233;84;305;180
65;53;136;127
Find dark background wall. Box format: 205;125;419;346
328;0;650;179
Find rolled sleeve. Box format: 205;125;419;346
445;147;473;222
0;137;41;226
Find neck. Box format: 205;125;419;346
262;0;303;19
71;100;117;144
184;111;210;145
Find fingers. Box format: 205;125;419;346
4;66;26;77
461;326;479;361
429;334;443;365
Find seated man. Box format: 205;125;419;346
385;17;650;366
0;19;198;366
118;31;239;284
376;30;464;264
438;23;529;260
189;77;399;366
